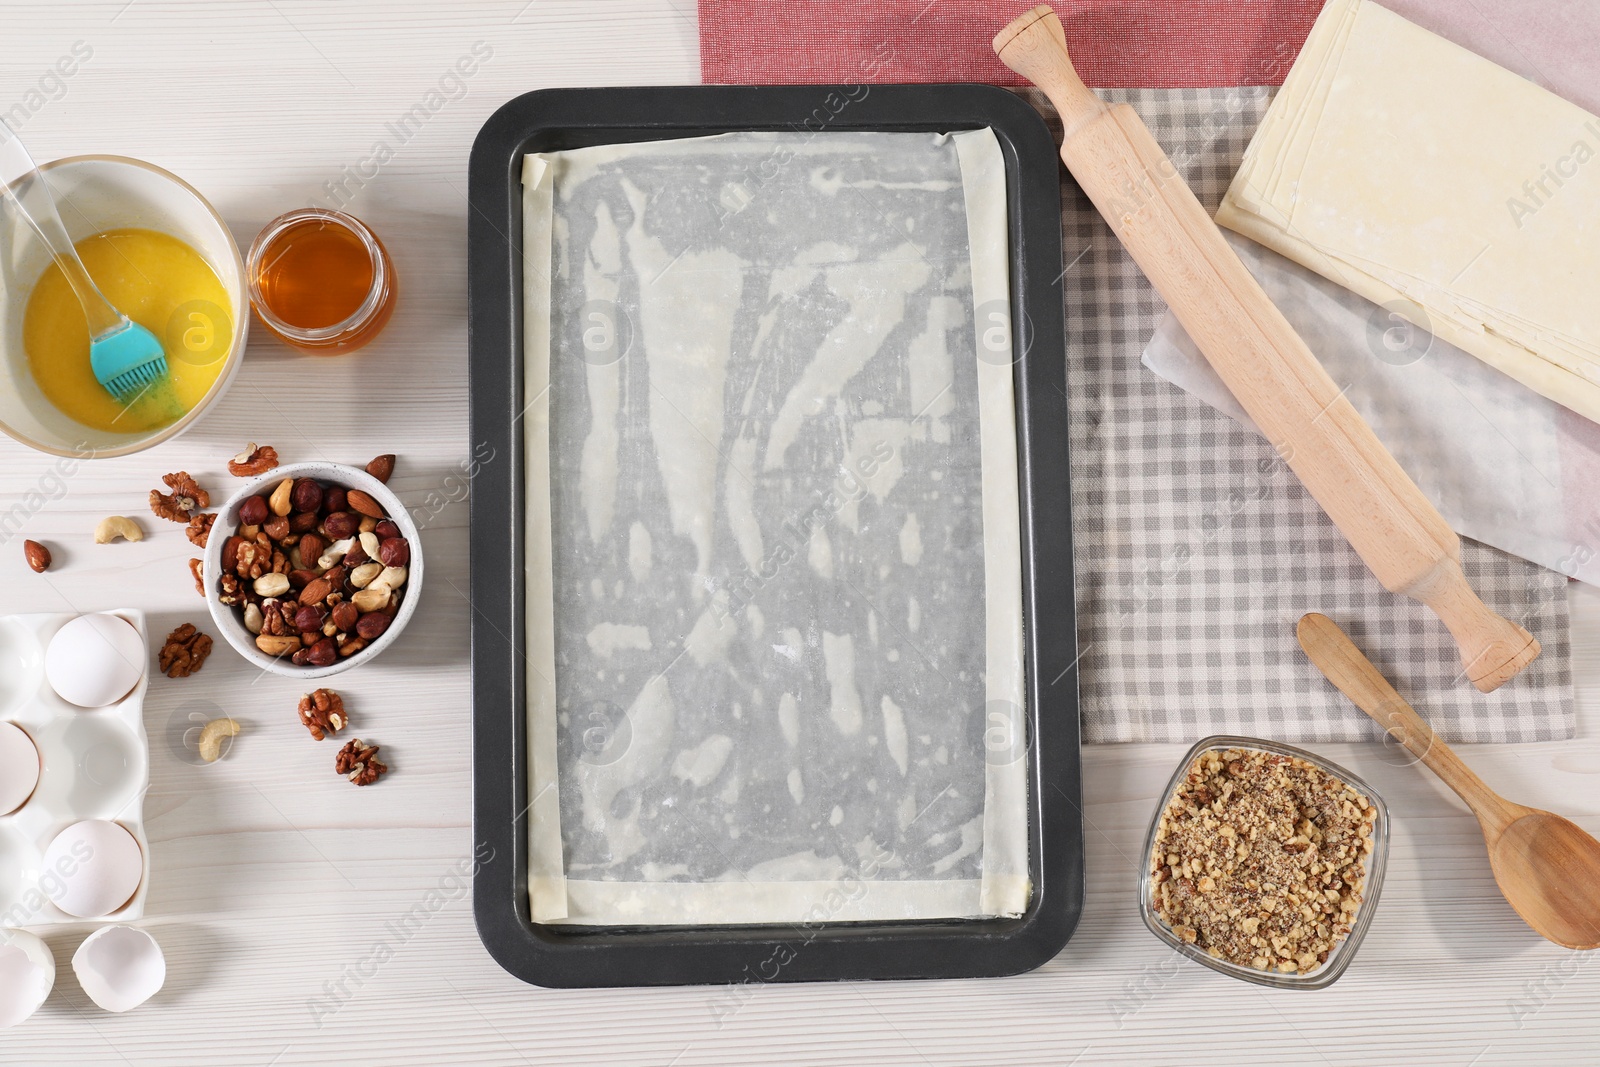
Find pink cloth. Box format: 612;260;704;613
698;0;1325;88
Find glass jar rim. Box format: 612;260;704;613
246;208;388;343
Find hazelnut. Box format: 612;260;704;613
304;637;337;667
331;601;360;632
375;519;401;540
291;478;323;514
239;495;269;526
293;604;326;633
356;612;392;640
288;568;318;591
323;512;358;540
343;538;370;568
378;537;410;568
323;486;348;514
290;511;320;533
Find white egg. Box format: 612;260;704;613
0;722;40;815
72;926;163;1013
44;614;145;708
0;930;55;1029
41;821;143;919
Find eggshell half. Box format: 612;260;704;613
45;614;145;709
0;723;40;815
41;821;143;918
73;926;163;1013
0;930;55;1029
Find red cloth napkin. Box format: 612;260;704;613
698;0;1325;88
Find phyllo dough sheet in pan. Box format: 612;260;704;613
521;129;1028;925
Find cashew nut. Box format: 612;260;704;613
197;718;240;763
317;538;353;571
369;565;407;594
243;602;264;635
94;516;145;544
269;477;294;517
349;562;383;590
358;531;381;561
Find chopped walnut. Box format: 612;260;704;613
335;738;387;785
189;557;205;596
158;623;214;678
298;688;347;741
228;443;280;477
150;471;210;522
186;512;216;548
1150;747;1375;976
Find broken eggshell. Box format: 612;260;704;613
73;925;164;1013
0;930;55;1029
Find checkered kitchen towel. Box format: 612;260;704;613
699;4;1577;742
1029;86;1573;742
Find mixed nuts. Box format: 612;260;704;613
216;473;410;666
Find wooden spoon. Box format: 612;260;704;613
1297;612;1600;948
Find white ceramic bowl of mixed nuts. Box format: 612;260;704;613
202;462;422;678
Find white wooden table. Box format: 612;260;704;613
3;3;1597;1062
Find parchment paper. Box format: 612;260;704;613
1143;231;1600;586
521;129;1029;925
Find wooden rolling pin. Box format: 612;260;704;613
994;6;1539;692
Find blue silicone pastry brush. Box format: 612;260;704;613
0;121;167;402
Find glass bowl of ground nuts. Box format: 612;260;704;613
1139;736;1389;989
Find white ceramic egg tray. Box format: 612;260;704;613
0;611;151;926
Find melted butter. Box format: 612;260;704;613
24;228;231;434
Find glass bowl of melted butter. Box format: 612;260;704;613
0;155;248;458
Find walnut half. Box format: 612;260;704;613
158;623;213;678
150;471;210;522
335;738;387;786
228;443;280;477
298;688;347;741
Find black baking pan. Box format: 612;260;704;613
468;84;1081;988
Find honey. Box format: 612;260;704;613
247;209;396;354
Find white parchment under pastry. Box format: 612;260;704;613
521;129;1028;925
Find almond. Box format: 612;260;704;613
365;454;396;484
22;539;50;573
299;577;333;605
346;489;384;518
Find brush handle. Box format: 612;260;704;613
0;122;127;339
994;6;1538;692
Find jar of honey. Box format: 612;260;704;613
246;208;397;354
